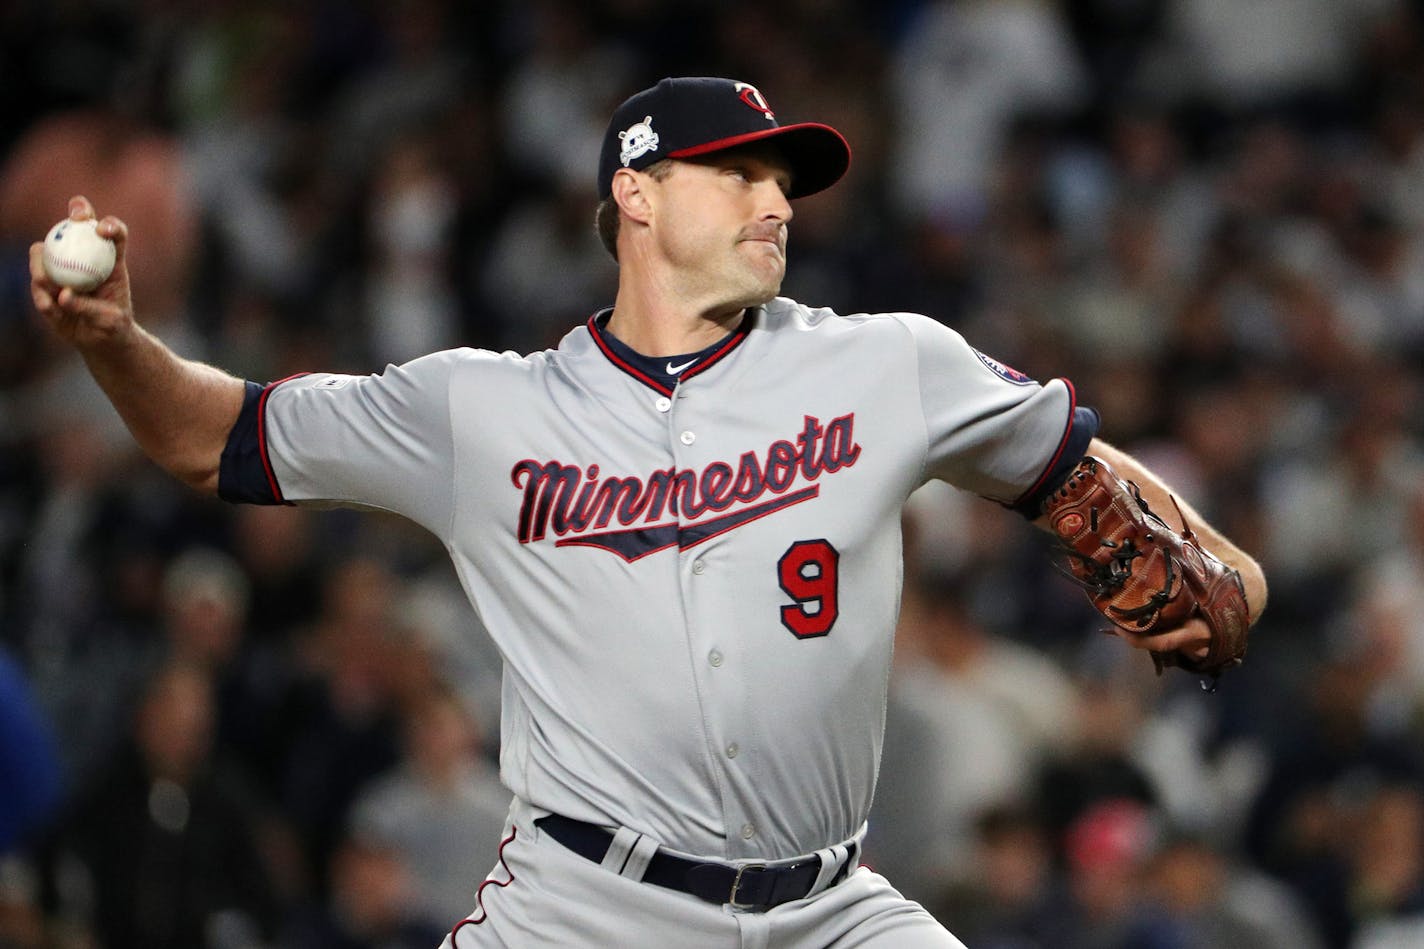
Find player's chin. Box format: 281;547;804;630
739;280;782;309
723;270;783;309
739;238;785;269
744;260;786;300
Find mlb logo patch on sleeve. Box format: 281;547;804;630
972;350;1036;386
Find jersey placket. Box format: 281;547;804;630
662;376;760;855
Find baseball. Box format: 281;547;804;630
42;217;116;293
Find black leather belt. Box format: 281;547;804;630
535;814;856;911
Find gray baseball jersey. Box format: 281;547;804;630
229;295;1091;863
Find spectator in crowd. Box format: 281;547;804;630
261;556;407;901
278;834;448;949
1347;783;1424;948
347;686;510;930
929;803;1069;948
1142;831;1325;949
1059;797;1161;948
870;562;1079;899
0;647;62;856
44;659;279;949
0;854;44;949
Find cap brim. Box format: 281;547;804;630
667;123;851;199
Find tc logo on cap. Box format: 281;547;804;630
734;81;775;120
597;76;850;199
618;116;661;167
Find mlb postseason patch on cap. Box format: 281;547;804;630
618;116;660;167
597;77;850;200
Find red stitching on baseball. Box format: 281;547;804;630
48;256;107;276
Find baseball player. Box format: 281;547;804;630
31;77;1266;947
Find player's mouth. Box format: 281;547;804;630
739;226;786;257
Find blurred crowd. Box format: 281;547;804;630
1;0;1424;947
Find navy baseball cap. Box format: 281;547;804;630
597;77;851;200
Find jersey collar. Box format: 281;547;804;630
587;308;757;396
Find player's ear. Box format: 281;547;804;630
611;168;654;225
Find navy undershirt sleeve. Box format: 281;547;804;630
218;380;285;505
1012;405;1101;519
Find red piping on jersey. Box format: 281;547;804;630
1012;378;1078;509
678;318;751;383
586;312;753;393
587;315;673;395
257;373;311;505
449;828;518;943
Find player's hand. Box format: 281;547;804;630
30;195;135;348
1112;617;1212;660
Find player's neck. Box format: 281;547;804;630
605;285;746;357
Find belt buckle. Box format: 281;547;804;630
728;863;768;909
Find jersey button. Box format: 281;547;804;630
654;397;672;412
680;430;696;445
692;560;705;575
725;743;739;759
708;650;723;668
741;823;756;840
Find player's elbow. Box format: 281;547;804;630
151;447;224;497
183;465;223;497
147;378;245;497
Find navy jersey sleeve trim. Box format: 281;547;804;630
218;376;305;505
1009;385;1100;518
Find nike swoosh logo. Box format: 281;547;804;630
666;358;696;374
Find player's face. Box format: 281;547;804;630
650;147;794;312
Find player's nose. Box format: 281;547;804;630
757;180;793;224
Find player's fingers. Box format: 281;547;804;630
28;243;61;306
96;214;128;261
50;287;111;335
56;284;119;319
41;276;127;345
68;195;96;221
29;264;74;337
1116;620;1210;656
30;276;56;316
29;241;49;284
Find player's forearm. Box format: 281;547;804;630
77;321;245;495
1084;439;1268;622
30;199;245;496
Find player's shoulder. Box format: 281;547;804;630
397;332;595;384
264;346;554;420
762;297;961;343
434;343;560;378
347;346;546;389
428;344;580;406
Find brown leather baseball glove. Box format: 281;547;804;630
1042;456;1251;685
